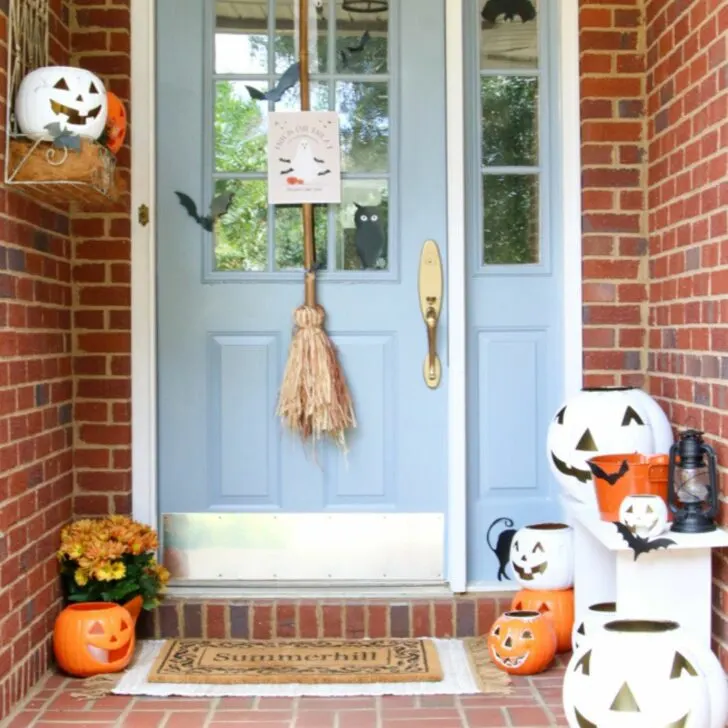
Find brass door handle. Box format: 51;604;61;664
418;240;442;389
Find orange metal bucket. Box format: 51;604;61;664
587;453;670;522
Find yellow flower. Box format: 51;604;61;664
94;562;115;581
65;543;83;560
74;569;90;587
109;561;126;580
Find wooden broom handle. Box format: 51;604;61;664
299;0;316;305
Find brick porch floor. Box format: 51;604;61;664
3;656;569;727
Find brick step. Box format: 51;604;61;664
138;594;513;640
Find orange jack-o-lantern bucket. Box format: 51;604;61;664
587;453;670;522
103;91;127;155
487;610;557;676
53;600;138;677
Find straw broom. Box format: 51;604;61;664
276;0;356;450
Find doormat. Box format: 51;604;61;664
148;638;442;685
70;639;513;698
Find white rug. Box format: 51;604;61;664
114;639;483;697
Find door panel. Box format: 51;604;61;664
466;0;565;584
156;0;449;581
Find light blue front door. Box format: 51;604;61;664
465;1;565;584
156;0;449;581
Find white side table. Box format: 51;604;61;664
562;498;728;649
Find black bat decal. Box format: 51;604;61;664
482;0;536;24
313;157;325;164
246;62;300;103
280;168;294;175
317;169;331;176
587;459;630;486
339;30;371;68
348;30;371;53
614;522;675;561
174;191;233;232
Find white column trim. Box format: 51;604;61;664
130;0;158;526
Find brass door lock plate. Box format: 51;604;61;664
418;239;443;389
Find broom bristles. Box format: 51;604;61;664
277;305;357;449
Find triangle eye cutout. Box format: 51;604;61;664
670;652;698;679
573;650;591;675
576;623;585;635
538;603;551;613
610;682;640;712
621;406;644;426
555;406;566;424
576;429;597;452
88;621;105;635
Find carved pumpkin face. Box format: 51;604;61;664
15;66;108;142
510;523;574;590
512;588;574;653
53;602;136;678
563;620;709;728
619;494;669;539
487;610;556;676
546;387;661;504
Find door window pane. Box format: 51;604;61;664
482;174;539;265
335;5;388;74
214;179;268;271
215;1;269;74
337;81;389;173
336;179;388;270
480;0;539;70
481;76;538;167
275;204;328;270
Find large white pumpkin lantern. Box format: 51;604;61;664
15;66;108;142
563;620;715;728
509;523;574;590
546;387;673;505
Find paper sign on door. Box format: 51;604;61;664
267;111;342;205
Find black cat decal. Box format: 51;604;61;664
486;516;517;581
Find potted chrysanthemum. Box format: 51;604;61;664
54;516;171;677
57;515;170;611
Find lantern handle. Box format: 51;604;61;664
703;440;719;519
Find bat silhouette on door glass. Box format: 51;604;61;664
246;62;300;103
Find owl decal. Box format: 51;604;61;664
353;203;386;269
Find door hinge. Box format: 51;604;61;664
138;204;150;227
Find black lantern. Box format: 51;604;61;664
667;429;718;533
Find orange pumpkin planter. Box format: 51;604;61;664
487;610;556;675
103;91;127;155
511;588;575;653
53;598;141;677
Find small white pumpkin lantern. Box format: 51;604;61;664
546;386;673;505
15;66;108;142
563;620;712;728
509;523;574;590
619;494;669;539
571;601;617;653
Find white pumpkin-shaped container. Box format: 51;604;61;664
546;386;673;505
15;66;108;141
509;523;574;590
571;601;617;652
619;494;669;538
563;619;727;728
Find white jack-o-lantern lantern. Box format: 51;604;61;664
572;601;617;653
510;523;574;590
547;387;673;505
619;494;669;539
15;66;108;142
563;620;714;728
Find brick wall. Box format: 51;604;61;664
69;0;132;517
642;0;728;665
0;0;74;718
579;0;649;388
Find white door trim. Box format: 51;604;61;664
129;0;583;591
